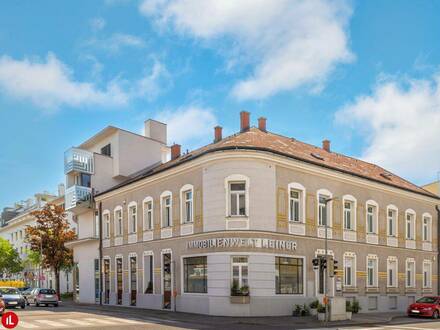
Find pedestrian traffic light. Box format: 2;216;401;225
320;257;327;269
312;258;320;270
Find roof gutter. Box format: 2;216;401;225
95;146;440;201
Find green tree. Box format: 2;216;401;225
0;237;23;276
26;203;76;294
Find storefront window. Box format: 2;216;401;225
275;257;303;294
183;256;207;293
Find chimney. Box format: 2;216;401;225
144;119;167;144
171;143;181;160
214;126;222;143
240;111;250;132
322;139;331;152
258;117;267;132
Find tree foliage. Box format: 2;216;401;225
0;237;23;275
26;203;76;293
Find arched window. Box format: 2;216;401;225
142;197;154;231
102;210;111;238
288;182;306;223
160;191;172;227
317;189;333;227
342;195;357;230
114;205;123;237
180;184;194;224
127;201;137;234
386;205;398;237
405;209;416;240
365;200;379;234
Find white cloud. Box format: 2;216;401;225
140;0;353;100
336;73;440;183
0;53;128;109
0;53;169;110
154;106;217;146
90;17;106;31
85;33;146;53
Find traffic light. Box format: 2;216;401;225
333;259;339;277
328;258;339;277
320;257;327;270
312;258;320;270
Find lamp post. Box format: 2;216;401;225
323;197;335;326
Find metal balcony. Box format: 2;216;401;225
65;185;92;211
64;148;94;175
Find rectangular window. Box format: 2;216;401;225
115;210;122;236
367;258;377;287
387;209;396;236
367;205;376;233
229;182;246;216
162;196;171;227
183;190;193;223
275;257;304;294
130;256;137;306
344;201;353;230
94;259;100;303
289;190;301;222
116;257;123;305
423;217;431;241
423;262;432;288
406;213;414;240
231;256;248;290
104;213;110;238
406;260;415;287
101;143;111;156
387;259;397;287
143;201;153;230
318;195;328;226
103;259;110;304
143;255;153;294
344;257;354;286
183;256;207;293
129;206;137;233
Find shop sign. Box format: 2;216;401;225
187;237;297;251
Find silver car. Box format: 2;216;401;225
27;288;59;307
0;287;26;309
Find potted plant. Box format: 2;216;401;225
240;285;249;296
292;304;302;317
346;301;353;320
301;304;310;316
352;299;361;314
309;300;319;316
317;303;326;321
230;282;250;304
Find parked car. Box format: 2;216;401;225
0;287;26;309
0;294;5;315
27;288;59;307
407;296;440;318
21;288;35;306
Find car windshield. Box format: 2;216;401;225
0;288;19;295
416;297;437;304
40;289;56;294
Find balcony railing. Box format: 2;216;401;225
65;185;92;211
64;148;94;175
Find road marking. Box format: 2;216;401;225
17;321;40;329
62;319;94;326
83;318;119;325
104;317;144;324
34;319;67;327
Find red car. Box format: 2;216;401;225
407;296;440;318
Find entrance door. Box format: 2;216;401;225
116;257;123;305
162;253;172;309
103;259;110;304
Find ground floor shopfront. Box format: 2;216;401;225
95;232;438;316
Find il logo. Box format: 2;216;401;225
1;311;19;329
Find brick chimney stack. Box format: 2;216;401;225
214;126;223;143
322;139;331;152
240;111;250;132
258;117;267;132
171;143;181;160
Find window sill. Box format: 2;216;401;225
226;216;248;219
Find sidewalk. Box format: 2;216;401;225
61;300;407;329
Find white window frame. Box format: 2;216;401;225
317;189;332;227
103;210;110;239
422;213;432;242
342;195;356;231
387;205;398;237
231;256;249;288
160;191;173;228
128;201;137;234
288;183;306;223
225;174;249;217
143;251;154;294
366;255;378;287
387;257;398;288
180;184;194;224
142;197;154;231
406;258;416;288
405;209;416;240
343;252;356;287
128;252;138;293
365;200;378;234
114;205;123;237
423;260;432;288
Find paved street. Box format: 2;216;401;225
2;302;440;330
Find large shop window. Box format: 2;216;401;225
275;257;304;294
183;256;207;293
229;182;246;216
231;256;248;290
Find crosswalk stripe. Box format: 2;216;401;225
18;321;40;329
104;316;143;324
83;318;119;325
62;319;94;326
34;319;67;327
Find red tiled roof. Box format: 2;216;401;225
98;127;437;199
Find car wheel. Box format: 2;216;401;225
432;310;439;319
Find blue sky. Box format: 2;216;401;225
1;0;440;207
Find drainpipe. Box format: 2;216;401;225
436;205;440;296
99;200;103;306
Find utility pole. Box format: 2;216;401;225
324;197;335;326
